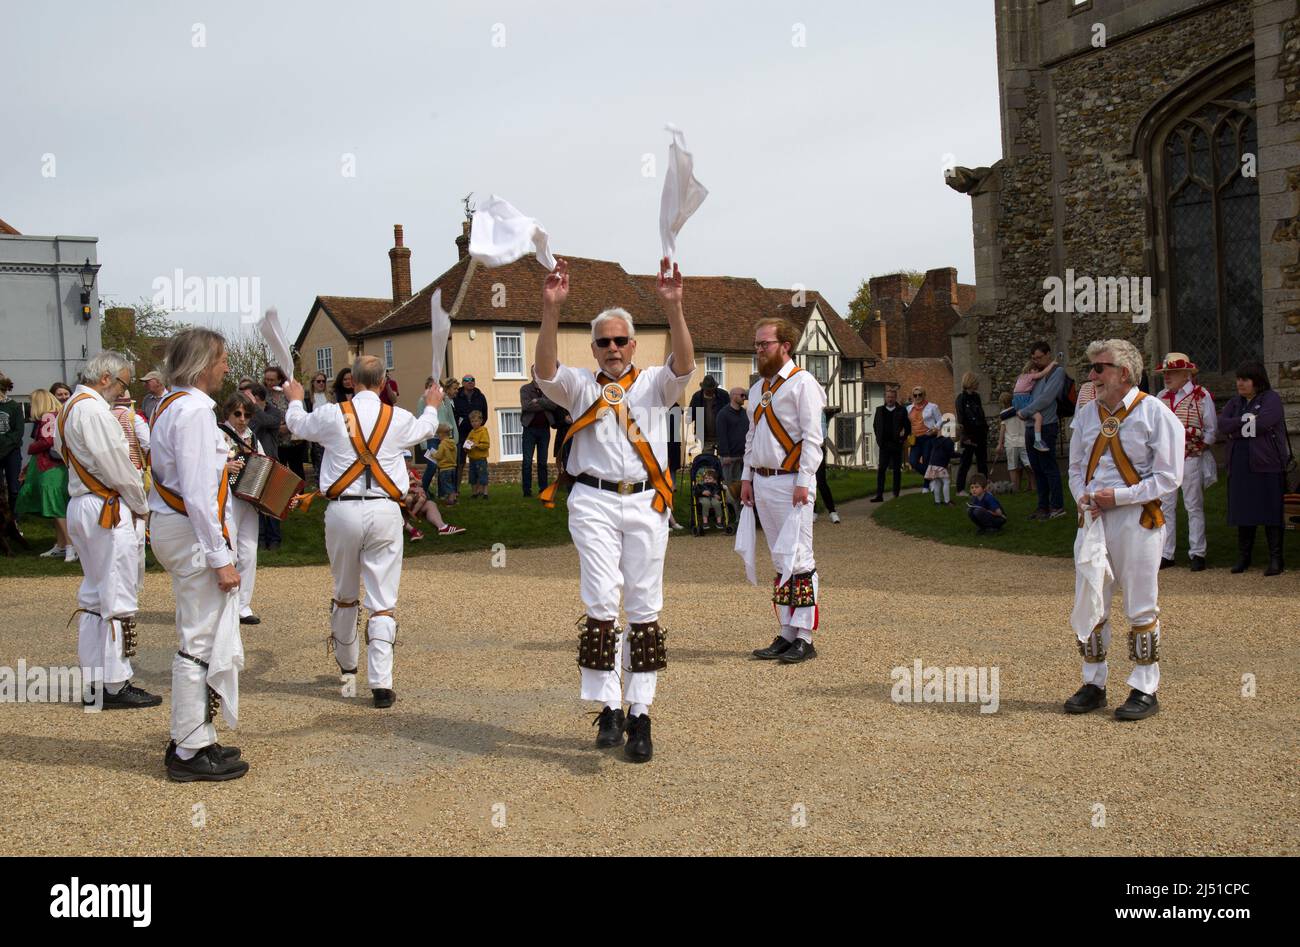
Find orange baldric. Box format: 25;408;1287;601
538;366;675;513
57;394;123;529
326;401;402;500
149;391;232;546
1084;391;1165;530
751;366;805;472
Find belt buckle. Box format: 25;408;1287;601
617;481;636;495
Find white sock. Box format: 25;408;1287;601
779;625;797;642
604;700;621;712
105;681;126;695
175;745;199;761
629;702;648;718
796;629;813;643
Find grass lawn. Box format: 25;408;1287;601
872;475;1292;569
2;464;917;577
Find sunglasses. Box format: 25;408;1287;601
230;411;249;419
595;337;631;349
1088;362;1117;374
911;392;924;398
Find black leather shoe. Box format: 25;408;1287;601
1159;557;1176;570
166;744;250;782
1189;555;1206;572
166;740;240;764
372;688;396;709
752;635;794;660
870;495;885;503
778;639;817;664
592;706;626;748
1063;683;1106;714
624;713;653;763
100;682;163;710
239;614;261;625
1114;688;1159;721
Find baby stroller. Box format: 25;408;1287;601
689;453;734;536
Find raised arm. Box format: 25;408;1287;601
535;259;569;383
657;257;695;377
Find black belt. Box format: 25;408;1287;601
753;467;796;477
575;473;649;495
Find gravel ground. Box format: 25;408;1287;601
1;497;1296;856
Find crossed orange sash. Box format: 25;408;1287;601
1084;391;1164;530
751;366;805;472
326;401;402;501
149;391;231;546
57;393;123;529
538;366;675;513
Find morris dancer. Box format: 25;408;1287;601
536;258;695;763
1066;339;1183;721
1153;352;1216;571
149;328;249;781
54;352;159;710
742;318;826;664
284;357;443;708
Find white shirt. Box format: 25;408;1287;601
147;385;232;569
54;384;149;516
742;359;826;490
1068;386;1185;507
1157;379;1217;449
910;400;943;433
537;356;695;484
286;389;437;497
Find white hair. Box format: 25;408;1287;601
591;308;635;340
1086;338;1143;387
79;351;132;386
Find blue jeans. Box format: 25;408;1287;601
421;438;439;496
908;435;934;478
968;507;1005;530
521;425;550;495
468;459;489;487
1027;421;1064;511
438;469;458;497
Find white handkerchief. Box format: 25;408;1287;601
258;307;294;380
659;124;708;261
207;589;245;729
1070;510;1113;641
772;503;813;589
734;505;757;585
430;288;452;383
469;195;557;270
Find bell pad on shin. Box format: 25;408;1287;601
773;571;816;608
1128;622;1159;665
206;686;221;723
577;617;618;672
627;622;667;672
1076;622;1107;663
118;616;139;659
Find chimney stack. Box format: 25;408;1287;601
455;220;471;261
389;225;412;309
871;310;888;360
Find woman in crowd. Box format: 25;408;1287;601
1218;362;1289;576
955;371;989;495
17;388;73;560
332;367;354;405
218;393;264;624
50;381;72;405
303;370;333;484
420;377;460;500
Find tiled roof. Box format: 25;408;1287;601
0;217;20;235
317;295;394;335
770;290;875;360
630;274;773;354
862;357;955;413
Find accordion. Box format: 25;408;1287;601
233;454;303;520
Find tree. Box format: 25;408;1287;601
99;298;186;365
845;270;926;332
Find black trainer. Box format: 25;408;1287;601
752;635;794;660
1159;557;1175;570
1063;683;1107;714
778;639;817;664
1189;555;1206;572
166;744;250;782
593;706;626;748
1114;688;1158;721
624;713;653;763
239;614;261;625
372;688;396;708
97;682;162;710
166;740;240;764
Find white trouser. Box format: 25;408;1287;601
754;474;819;639
231;498;259;617
1074;503;1162;694
1161;452;1208;559
325;499;403;689
150;510;243;751
566;482;667;707
67;494;142;690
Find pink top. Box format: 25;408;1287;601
1013;373;1036;395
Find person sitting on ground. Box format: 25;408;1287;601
966;473;1006;534
464;410;491;499
402;460;465;538
925;432;956;506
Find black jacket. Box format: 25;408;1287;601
453;389;488;436
955;390;989;445
715;403;749;458
248;401;283;460
688;387;728;438
873;403;910;447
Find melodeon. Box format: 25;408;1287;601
233;454;303;520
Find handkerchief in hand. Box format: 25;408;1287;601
734;505;757;585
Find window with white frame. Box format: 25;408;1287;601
807;354;829;384
316;347;333;376
383;339;394;370
498;408;522;460
494;328;525;378
704;354;724;386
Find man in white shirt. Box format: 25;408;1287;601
742;317;827;665
535;257;695;764
1153;352;1217;572
285;356;442;709
1066;338;1184;721
54;351;158;710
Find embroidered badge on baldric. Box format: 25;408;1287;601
601;383;625;406
759;391;773;408
1101;417;1120;438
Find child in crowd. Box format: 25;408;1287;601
995;391;1034;493
1012;358;1056;452
402;461;466;538
433;423;459;505
925;433;956;506
464;411;491;500
966;473;1006;535
695;467;725;529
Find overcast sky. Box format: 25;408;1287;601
2;0;1001;341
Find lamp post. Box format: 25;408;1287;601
79;257;100;321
